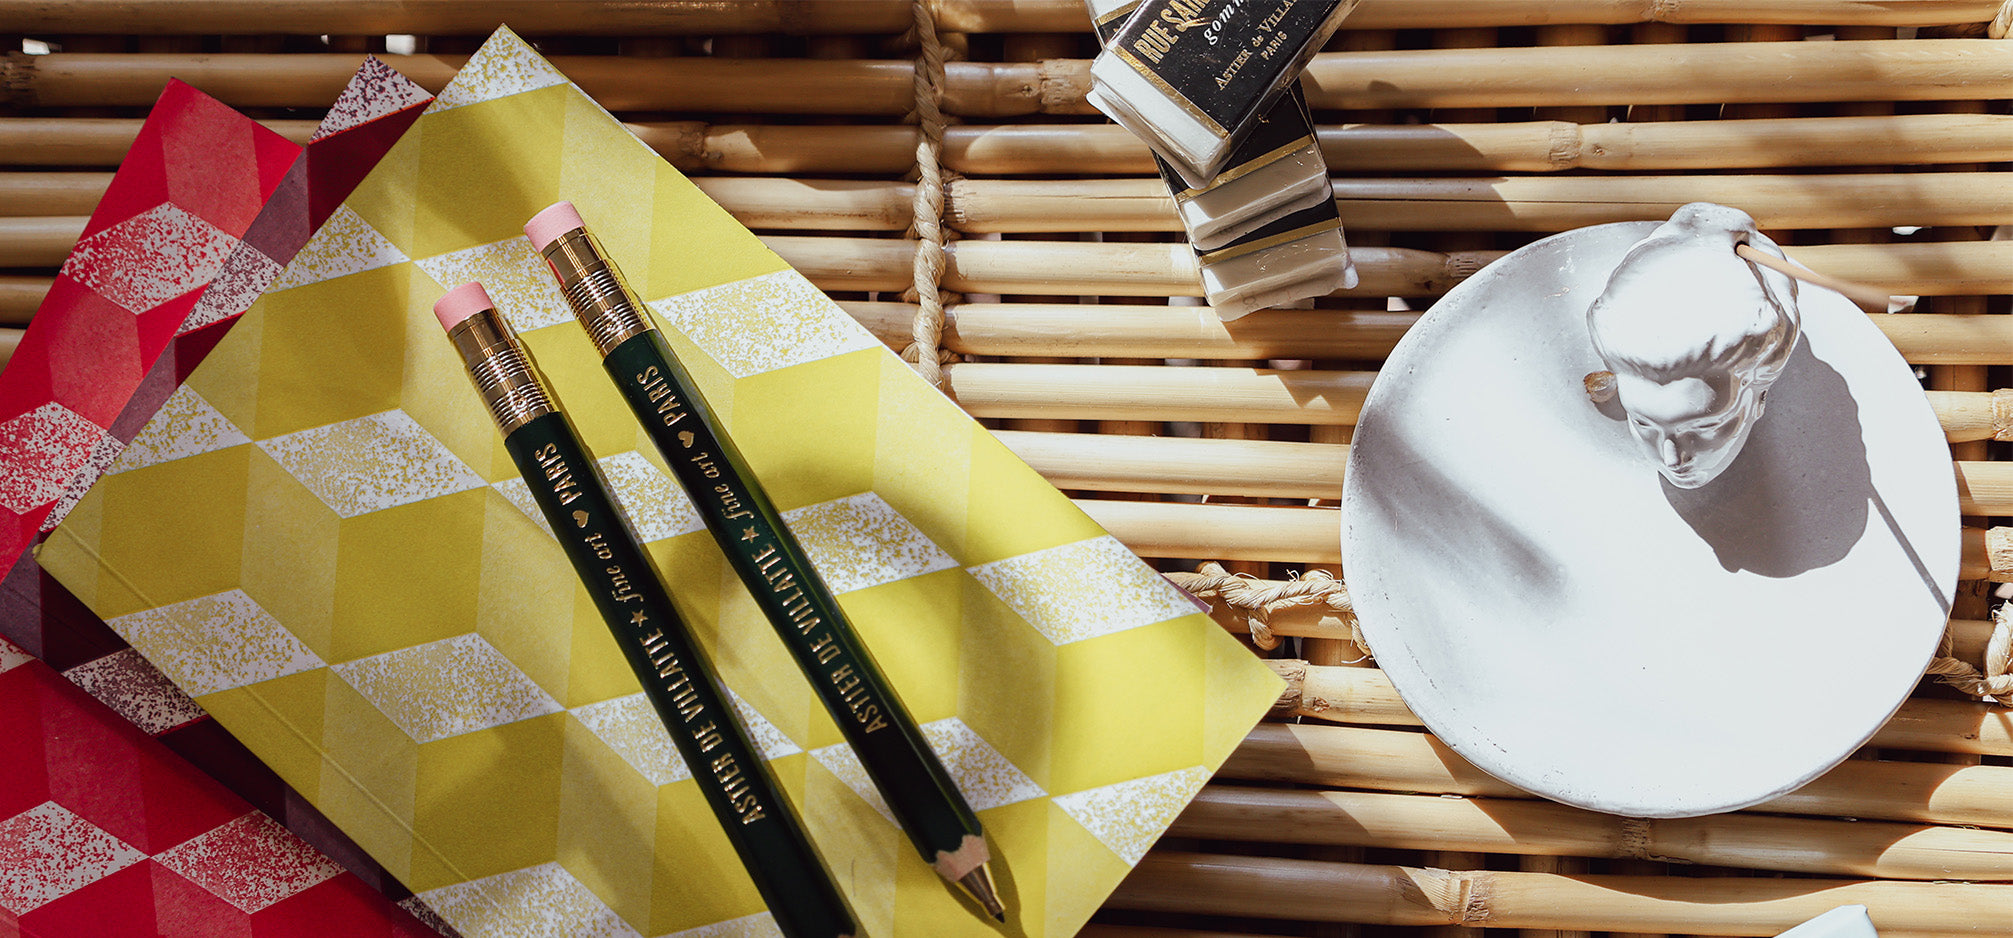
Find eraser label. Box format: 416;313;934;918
1111;0;1344;137
1095;1;1315;197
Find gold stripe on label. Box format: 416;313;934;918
1095;1;1141;29
1199;218;1343;265
1176;135;1315;199
1112;45;1230;141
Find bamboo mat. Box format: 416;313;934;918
4;3;2012;936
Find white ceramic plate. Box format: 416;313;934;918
1341;222;1958;817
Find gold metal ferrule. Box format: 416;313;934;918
539;227;654;357
447;308;556;436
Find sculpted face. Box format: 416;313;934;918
1610;362;1759;489
1586;203;1799;489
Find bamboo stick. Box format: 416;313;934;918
0;118;318;167
1869;313;2013;365
1554;112;2013;172
0;172;114;218
1265;658;2013;757
1876;692;2013;756
996;430;1347;500
0;276;46;324
1927;388;2011;443
690;176;913;231
1171;784;2013;882
0;216;86;267
937;173;2013;234
1299;40;2013;111
0;1;2003;35
1957;460;2013;515
9;42;2013;114
946;363;1374;426
16;115;2013;174
1223;722;2013;831
1111;850;2013;935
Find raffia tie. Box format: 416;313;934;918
1926;601;2013;706
1166;563;1366;655
900;0;960;387
1992;0;2013;39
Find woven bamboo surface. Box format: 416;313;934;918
4;3;2012;936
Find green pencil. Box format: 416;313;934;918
527;203;1007;923
434;281;858;938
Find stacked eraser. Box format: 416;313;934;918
1086;0;1360;319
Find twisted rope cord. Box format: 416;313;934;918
1927;601;2013;705
901;0;958;386
1992;0;2012;38
1167;563;1366;655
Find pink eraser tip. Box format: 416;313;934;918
433;281;495;331
524;201;585;250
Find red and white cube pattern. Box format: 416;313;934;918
0;804;343;917
0;801;148;914
0;640;439;937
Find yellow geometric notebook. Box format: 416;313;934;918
41;28;1282;938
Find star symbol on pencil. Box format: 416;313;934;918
631;609;648;626
741;527;758;542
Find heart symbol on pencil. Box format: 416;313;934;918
573;510;589;528
678;430;695;448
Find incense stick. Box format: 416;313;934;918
1737;241;1896;313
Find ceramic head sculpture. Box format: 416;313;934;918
1587;202;1800;488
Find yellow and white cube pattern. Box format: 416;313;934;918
41;29;1282;938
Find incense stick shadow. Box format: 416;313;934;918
1659;341;1870;580
1350;417;1566;606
